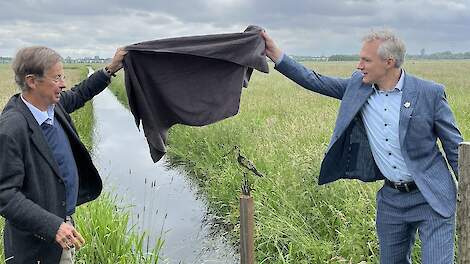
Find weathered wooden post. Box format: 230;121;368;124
458;142;470;263
240;178;254;264
228;145;263;264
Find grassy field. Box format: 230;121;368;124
0;65;17;107
0;64;162;263
109;60;470;263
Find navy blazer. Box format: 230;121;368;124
276;55;463;218
0;70;109;263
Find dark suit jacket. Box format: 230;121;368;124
0;70;109;263
123;25;269;162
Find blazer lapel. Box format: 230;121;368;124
335;82;374;137
54;106;80;143
16;98;62;179
399;73;418;147
353;82;375;115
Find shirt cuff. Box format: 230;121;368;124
102;68;111;78
274;53;285;66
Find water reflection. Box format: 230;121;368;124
91;87;238;264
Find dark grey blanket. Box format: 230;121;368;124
123;25;269;162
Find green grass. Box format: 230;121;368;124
109;60;470;263
69;66;163;263
0;64;162;263
0;64;18;107
108;71;129;108
73;193;163;263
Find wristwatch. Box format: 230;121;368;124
104;66;116;77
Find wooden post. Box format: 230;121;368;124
458;142;470;264
240;194;254;264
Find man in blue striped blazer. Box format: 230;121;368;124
261;30;463;263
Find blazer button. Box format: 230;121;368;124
61;201;66;206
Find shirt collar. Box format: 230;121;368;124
20;94;55;126
395;69;405;91
373;69;405;92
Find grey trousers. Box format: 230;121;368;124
376;185;455;264
59;247;75;264
59;216;76;264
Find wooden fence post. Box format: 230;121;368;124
233;146;262;264
458;142;470;263
240;193;254;264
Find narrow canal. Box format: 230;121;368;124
90;72;238;263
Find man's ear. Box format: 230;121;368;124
25;75;37;90
385;57;396;69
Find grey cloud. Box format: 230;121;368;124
0;0;469;57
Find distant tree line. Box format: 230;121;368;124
326;51;470;61
407;51;470;60
328;54;359;61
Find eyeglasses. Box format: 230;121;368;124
47;75;66;84
26;74;66;84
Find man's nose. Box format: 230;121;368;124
356;62;363;70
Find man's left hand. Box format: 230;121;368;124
106;47;128;75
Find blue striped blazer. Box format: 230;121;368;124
275;55;463;218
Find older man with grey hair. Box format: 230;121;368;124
262;30;462;263
0;46;126;263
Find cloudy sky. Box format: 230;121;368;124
1;0;469;58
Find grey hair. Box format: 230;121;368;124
11;46;62;92
362;30;406;68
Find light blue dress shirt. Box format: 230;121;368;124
360;69;413;182
274;54;412;182
20;95;55;125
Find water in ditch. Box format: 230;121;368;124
91;86;239;264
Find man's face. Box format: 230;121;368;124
356;40;388;85
32;62;66;107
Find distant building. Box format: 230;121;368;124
61;56;111;64
292;55;329;62
0;57;12;64
1;55;111;64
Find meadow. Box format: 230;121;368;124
109;59;470;263
0;64;162;263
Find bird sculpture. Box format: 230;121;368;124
224;145;265;195
230;146;264;177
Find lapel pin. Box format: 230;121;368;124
404;101;411;108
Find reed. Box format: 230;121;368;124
109;60;470;263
